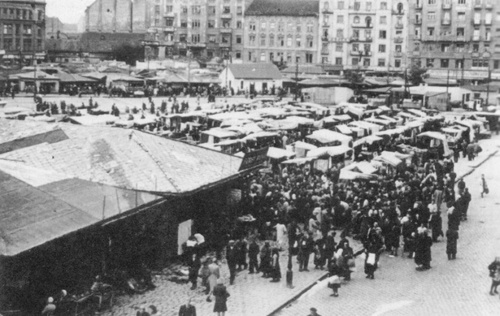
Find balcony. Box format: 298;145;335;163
442;19;451;25
221;13;232;19
322;8;333;14
392;10;404;15
164;12;175;18
394;52;403;58
322;22;330;28
394;37;403;43
321;48;330;55
474;19;481;25
415;3;422;10
163;26;175;32
322;36;329;42
484;35;492;41
484;19;492;25
442;2;451;9
187;42;207;48
220;28;232;34
472;35;481;41
352;23;373;29
412;34;421;40
219;42;231;48
351;50;372;56
472;52;480;58
412;51;420;57
456;35;466;42
395;23;404;29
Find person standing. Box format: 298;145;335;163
415;228;433;271
207;258;220;301
298;232;314;272
178;298;196;316
488;257;500;295
213;279;230;316
188;253;201;290
260;241;272;278
308;307;322;316
270;248;281;282
275;222;288;251
480;174;489;198
248;239;260;274
327;258;341;297
461;188;471;221
226;240;237;285
446;229;459;260
428;208;443;242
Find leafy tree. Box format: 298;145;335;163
112;43;144;66
408;64;427;86
345;69;364;94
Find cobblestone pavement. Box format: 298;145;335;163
277;140;500;316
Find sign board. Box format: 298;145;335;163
239;147;269;171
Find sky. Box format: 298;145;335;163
46;0;95;24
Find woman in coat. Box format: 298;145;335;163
270;247;281;282
213;279;230;316
415;228;433;271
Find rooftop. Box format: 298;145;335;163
245;0;319;17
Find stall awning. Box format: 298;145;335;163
267;147;296;160
353;135;383;147
307;146;352;158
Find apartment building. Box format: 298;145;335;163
0;0;46;66
143;0;250;60
243;0;320;64
319;0;409;74
408;0;499;83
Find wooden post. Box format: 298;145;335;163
102;196;106;220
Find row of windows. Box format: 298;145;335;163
177;5;242;15
413;43;490;53
0;38;43;51
175;19;243;29
177;34;232;44
322;29;402;39
323;1;403;11
426;0;470;5
416;11;493;23
0;7;44;21
323;15;403;26
414;58;489;68
322;43;402;53
2;24;42;37
248;21;315;33
418;26;491;38
247;51;315;63
320;57;403;68
247;34;314;48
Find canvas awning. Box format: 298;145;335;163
267;147;296;160
307;146;352;158
353;135;383;147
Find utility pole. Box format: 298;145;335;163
294;57;299;101
486;62;491;110
187;49;191;92
445;69;450;109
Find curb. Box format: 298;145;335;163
267;272;329;316
457;149;498;181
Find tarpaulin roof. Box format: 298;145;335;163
281;157;316;165
344;161;378;174
306;129;352;144
353;135;383;147
307;146;352;158
267;147;296;160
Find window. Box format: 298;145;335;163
192;5;201;14
269;35;275;46
395;59;401;67
494;60;500;69
336;57;343;65
223;6;230;14
191;34;200;43
237;21;243;29
379;30;387;39
248;52;253;61
208;20;215;28
337;29;344;38
260;35;265;46
307;23;314;33
165;18;174;26
380;16;387;24
307;37;313;47
458;13;465;21
427;27;434;36
237;6;243;15
473;43;479;52
336;43;343;51
364;44;371;52
352;58;359;66
365;30;372;39
458;0;466;4
192;20;200;28
296;24;301;32
428;12;436;21
366;2;372;11
279;36;284;46
379;44;386;52
338;1;344;9
278;22;284;32
249;22;256;31
378;59;386;66
380;2;387;9
456;59;464;69
235;35;242;44
208;35;217;43
180;20;188;28
306;53;313;63
352;43;359;52
269;52;274;61
249;34;256;46
181;6;187;14
296;37;301;47
354;2;361;10
440;59;449;68
322;57;329;64
441;44;450;52
456;43;465;52
353;30;360;38
261;22;266;31
3;24;13;35
354;16;360;24
179;34;187;42
428;0;436;4
166;5;173;13
363;58;371;66
337;15;344;24
457;28;464;36
270;22;275;31
427;58;434;67
23;25;32;35
288;22;294;31
395;45;402;52
287;36;292;47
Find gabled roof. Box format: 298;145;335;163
0;120;243;194
227;63;283;80
245;0;319;17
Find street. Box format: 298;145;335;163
277;144;500;316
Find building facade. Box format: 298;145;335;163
408;0;500;83
142;0;251;61
0;0;46;66
319;0;409;74
243;0;319;64
85;0;152;33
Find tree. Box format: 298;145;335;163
112;43;144;66
345;69;364;95
408;64;427;86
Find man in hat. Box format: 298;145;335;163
308;307;321;316
226;240;238;285
178;298;196;316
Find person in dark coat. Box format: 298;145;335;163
461;188;471;221
178;298;196;316
446;229;459;260
259;242;272;278
457;178;466;195
226;240;237;285
447;202;461;231
188;254;201;290
298;232;314;272
323;231;336;268
327;257;342;297
248;239;259;274
415;228;433;271
270;248;281;282
236;238;248;271
428;211;443;242
213;279;229;316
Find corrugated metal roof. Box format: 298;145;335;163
0;120;243;194
245;0;319;16
228;63;282;80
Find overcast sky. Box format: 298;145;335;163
46;0;95;24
